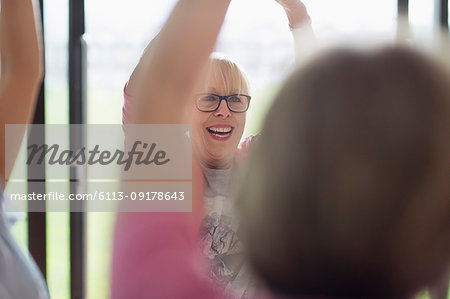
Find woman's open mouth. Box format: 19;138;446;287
206;126;234;141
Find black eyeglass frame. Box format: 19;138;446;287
195;93;251;113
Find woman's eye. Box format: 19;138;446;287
229;96;242;103
203;95;217;102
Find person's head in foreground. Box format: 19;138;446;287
238;47;450;298
192;54;250;169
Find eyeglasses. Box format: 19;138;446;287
195;93;251;113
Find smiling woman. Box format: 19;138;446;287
113;0;312;298
188;55;259;296
122;47;261;298
191;55;253;170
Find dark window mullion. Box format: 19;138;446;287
28;0;47;281
434;0;449;56
436;0;449;27
398;0;409;16
69;0;86;298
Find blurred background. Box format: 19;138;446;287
6;0;448;298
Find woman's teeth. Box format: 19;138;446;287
207;127;233;137
209;127;232;133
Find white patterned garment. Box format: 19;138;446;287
199;166;256;299
0;187;49;299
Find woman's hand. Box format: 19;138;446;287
275;0;310;28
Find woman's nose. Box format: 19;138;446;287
214;100;231;118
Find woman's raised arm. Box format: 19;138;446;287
275;0;316;65
0;0;43;185
126;0;232;124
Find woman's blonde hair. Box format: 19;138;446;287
203;53;250;95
